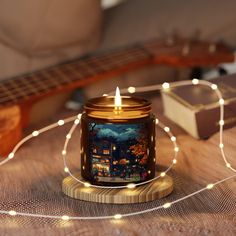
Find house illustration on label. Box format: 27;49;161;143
89;123;149;182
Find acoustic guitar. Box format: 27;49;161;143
0;38;234;157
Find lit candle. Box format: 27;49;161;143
114;87;122;114
81;87;156;186
115;87;122;107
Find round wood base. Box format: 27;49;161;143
62;173;173;204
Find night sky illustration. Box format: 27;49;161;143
94;123;143;141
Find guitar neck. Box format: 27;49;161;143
0;45;152;107
0;38;234;107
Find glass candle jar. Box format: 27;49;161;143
80;95;156;186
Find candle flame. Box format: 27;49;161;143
115;87;122;108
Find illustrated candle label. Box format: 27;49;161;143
88;122;149;182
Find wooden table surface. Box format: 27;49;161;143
0;96;235;236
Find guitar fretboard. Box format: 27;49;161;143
0;46;151;106
0;38;234;107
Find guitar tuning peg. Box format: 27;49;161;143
159;30;174;46
182;44;190;56
209;43;216;53
191;29;202;42
171;29;181;41
166;37;174;46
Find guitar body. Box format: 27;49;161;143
0;38;234;157
0;105;22;157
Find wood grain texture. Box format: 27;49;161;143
0;105;22;156
62;173;173;204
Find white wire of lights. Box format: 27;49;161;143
124;79;236;173
0;79;235;221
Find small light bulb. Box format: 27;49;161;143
219;120;224;126
163;202;172;208
164;127;170;132
160;172;166;177
58;120;65;126
128;86;136;94
8;153;14;159
206;183;214;189
66;134;71;139
8;210;17;216
150;136;154;142
114;214;122;219
174;147;179;152
61;215;70;221
192;79;199;85
74;119;80;125
64;167;69;173
155;119;159;124
32;131;39;137
219;143;224;149
226;163;231;168
103;94;108;96
62;150;67;155
162;82;170;90
84;182;91;187
219;99;224;105
77;114;82;119
211;84;218;90
173;159;177;164
127;183;136;189
148;170;151;174
171;136;176;142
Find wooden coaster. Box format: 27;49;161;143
62;173;173;204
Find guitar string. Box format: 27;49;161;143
0;50;150;104
0;80;235;220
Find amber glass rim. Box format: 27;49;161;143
84;96;151;119
85;96;151;110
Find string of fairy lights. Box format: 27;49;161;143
0;79;235;221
